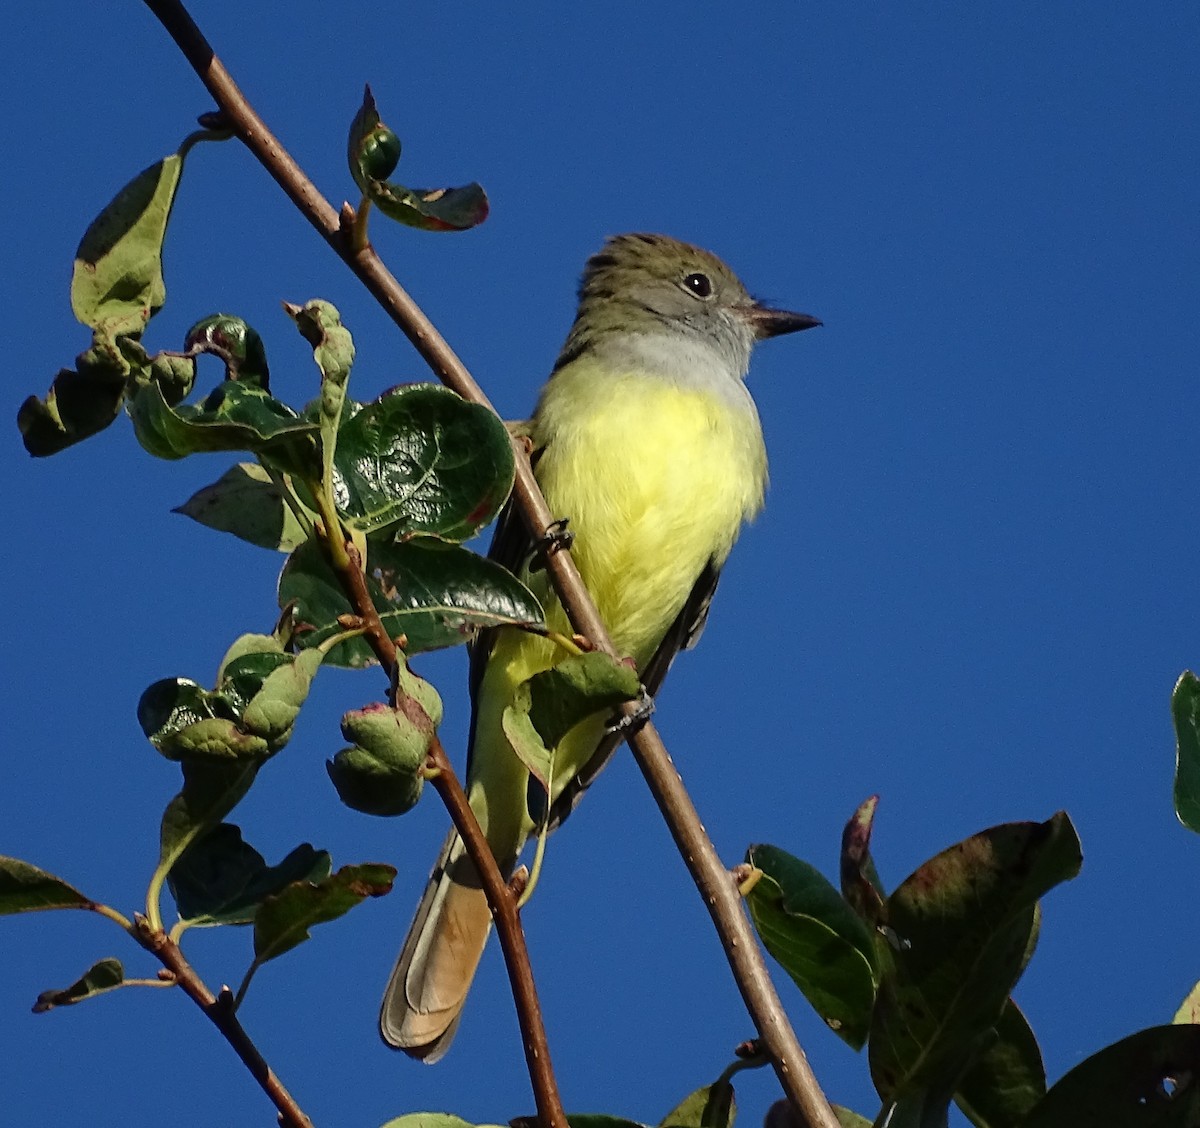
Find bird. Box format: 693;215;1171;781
380;232;820;1060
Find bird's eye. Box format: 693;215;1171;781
683;272;713;299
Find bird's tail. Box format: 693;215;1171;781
379;828;494;1061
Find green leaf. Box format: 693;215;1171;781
332;384;515;540
502;652;641;792
868;813;1082;1104
953;999;1045;1128
1173;979;1200;1024
71;153;184;338
157;760;262;889
32;958;125;1013
347;86;488;232
129;378;319;468
380;1117;488;1128
137;677;269;762
176;463;319;549
1022;1024;1200;1127
744;844;877;1049
0;857;91;914
252;863;396;965
1172;672;1200;833
329;663;442;817
168;825;330;927
280;535;543;666
660;1081;735;1128
840;795;888;930
765;1103;872;1128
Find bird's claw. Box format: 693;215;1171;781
531;518;574;571
606;688;655;735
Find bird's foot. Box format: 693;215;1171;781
606;687;655;735
530;518;574;571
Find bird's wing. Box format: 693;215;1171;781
464;440;542;775
544;558;722;831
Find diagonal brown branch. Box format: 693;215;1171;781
136;917;315;1128
140;4;839;1125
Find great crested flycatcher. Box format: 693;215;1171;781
380;232;820;1059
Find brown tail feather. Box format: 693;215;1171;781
379;830;494;1061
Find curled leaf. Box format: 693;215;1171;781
347;86;488;232
33;958;125;1013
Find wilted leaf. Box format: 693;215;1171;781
252;863;396;965
840;795;887;930
503;653;641;792
1022;1024;1200;1127
280;535;543;666
869;813;1082;1103
71;154;184;338
1172;672;1200;834
32;958;125;1013
332;384;514;540
168;824;331;927
745;844;877;1049
0;857;91;914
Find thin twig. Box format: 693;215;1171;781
139;4;838;1125
425;737;565;1125
135;916;315;1128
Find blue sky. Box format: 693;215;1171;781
4;4;1200;1126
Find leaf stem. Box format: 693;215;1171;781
90;901;137;933
351;197;372;252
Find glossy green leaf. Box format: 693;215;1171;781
0;857;91;914
840;794;887;931
168;824;331;927
176;462;315;552
660;1081;735;1128
137;677;268;762
869;813;1082;1103
744;844;877;1049
252;863;396;964
71;154;183;338
332;384;514;540
184;314;271;389
1172;672;1200;833
347;86;488;232
1022;1024;1200;1127
279;535;543;666
502;652;642;792
32;958;125;1013
954;999;1045;1128
128;379;319;469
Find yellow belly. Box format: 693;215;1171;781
467;359;767;856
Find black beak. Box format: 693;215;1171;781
742;304;822;340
